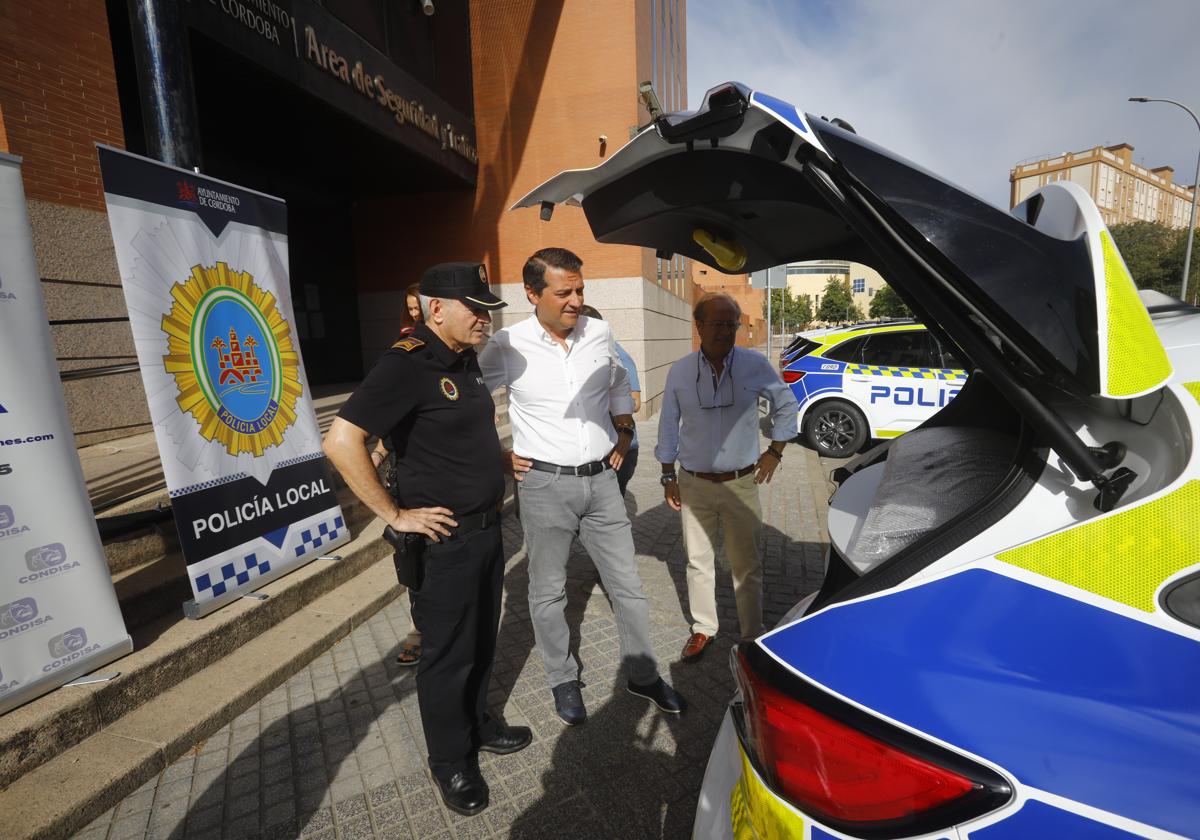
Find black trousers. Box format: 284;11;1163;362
411;519;504;777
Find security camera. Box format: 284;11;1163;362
639;81;664;120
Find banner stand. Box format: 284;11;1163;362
97;145;349;619
0;153;133;716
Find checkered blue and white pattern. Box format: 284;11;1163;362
187;506;350;603
194;553;272;598
169;473;248;498
294;515;345;557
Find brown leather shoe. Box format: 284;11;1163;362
681;632;712;662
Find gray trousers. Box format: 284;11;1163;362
517;466;659;688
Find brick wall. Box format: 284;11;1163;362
0;0;125;212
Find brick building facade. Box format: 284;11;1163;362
0;0;698;445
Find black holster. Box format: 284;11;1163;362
383;524;425;591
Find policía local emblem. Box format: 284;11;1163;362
161;262;301;456
439;377;459;401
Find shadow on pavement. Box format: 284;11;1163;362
507;655;702;840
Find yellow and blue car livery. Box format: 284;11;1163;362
511;81;1199;839
781;323;967;451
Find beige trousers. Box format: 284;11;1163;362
678;469;764;638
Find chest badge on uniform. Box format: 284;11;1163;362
439;377;460;401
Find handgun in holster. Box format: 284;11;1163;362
383;524;425;591
382;452;425;591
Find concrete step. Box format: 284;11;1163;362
0;539;402;840
0;514;392;797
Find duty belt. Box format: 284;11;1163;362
423;508;500;544
682;465;756;483
527;458;612;477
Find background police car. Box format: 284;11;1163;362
781;323;967;457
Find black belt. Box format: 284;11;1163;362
527;458;611;477
681;464;756;483
423;508;500;544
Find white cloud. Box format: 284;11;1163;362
687;0;1200;208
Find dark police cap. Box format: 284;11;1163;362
419;262;507;311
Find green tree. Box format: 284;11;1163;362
762;289;813;331
868;284;912;319
1108;222;1186;297
816;277;862;323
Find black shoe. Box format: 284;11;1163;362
478;724;532;755
551;680;587;725
433;767;489;816
627;677;685;714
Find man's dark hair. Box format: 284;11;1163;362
523;247;583;294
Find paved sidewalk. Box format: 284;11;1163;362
74;425;833;840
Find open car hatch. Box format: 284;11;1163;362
514;82;1173;512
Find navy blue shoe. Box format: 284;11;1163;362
627;677;685;714
552;680;587;725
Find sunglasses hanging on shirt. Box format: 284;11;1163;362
696;352;735;409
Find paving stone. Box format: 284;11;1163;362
90;421;829;839
338;814;375;840
108;811;152;840
296;806;334;837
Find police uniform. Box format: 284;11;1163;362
335;263;518;812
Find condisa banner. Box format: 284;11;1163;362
0;152;132;715
97;146;349;618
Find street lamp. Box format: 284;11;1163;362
1129;97;1200;303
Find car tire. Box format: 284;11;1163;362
804;399;868;458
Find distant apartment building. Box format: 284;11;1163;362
1010;144;1196;229
785;260;886;321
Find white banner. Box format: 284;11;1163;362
97;147;349;618
0;153;132;716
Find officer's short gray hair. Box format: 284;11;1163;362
694;292;741;323
419;294;435;320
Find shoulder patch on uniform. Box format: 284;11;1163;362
392;336;425;352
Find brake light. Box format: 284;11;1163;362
735;647;978;826
781;370;806;384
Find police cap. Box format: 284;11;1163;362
419;262;507;311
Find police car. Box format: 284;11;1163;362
517;82;1200;839
780;321;967;457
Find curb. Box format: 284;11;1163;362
0;551;401;840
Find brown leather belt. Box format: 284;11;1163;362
682;465;756;483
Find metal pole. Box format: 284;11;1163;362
129;0;203;169
766;273;772;359
1129;97;1200;302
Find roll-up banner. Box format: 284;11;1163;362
97;146;349;619
0;153;133;716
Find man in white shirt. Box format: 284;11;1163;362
656;293;799;662
480;247;683;725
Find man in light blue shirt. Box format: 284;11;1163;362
656;293;798;661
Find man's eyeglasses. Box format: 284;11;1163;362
699;320;740;330
696;354;735;409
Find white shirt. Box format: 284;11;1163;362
655;347;799;473
480;314;634;465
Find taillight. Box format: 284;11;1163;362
781;370;806;384
733;645;1009;835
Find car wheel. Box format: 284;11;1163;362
804;399;868;457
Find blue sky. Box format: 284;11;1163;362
687;0;1200;209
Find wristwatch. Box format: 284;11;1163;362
660;472;678;486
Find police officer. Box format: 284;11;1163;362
322;262;529;817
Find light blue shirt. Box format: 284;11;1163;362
613;341;640;449
655;347;799;473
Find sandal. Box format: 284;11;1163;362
395;643;422;667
